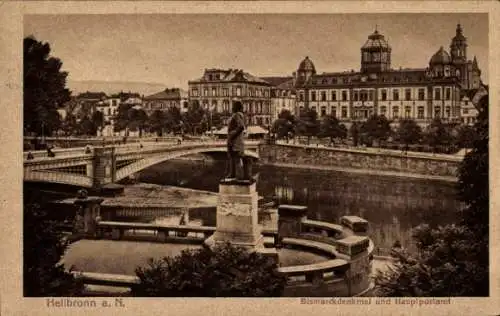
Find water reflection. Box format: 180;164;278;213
138;158;463;253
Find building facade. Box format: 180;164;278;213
188;69;272;126
272;24;482;128
294;25;481;126
188;24;481;128
262;77;297;123
143;88;189;114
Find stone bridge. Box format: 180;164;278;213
24;140;259;188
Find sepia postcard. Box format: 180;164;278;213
0;1;498;316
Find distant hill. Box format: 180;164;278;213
67;80;181;97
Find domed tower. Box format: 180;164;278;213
429;46;453;77
450;24;467;64
361;28;391;73
296;56;316;84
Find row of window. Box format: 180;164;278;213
299;87;456;102
271;90;294;98
201;99;271;114
191;87;270;98
362;51;390;63
305;105;460;120
309;74;433;86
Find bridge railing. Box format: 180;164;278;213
24;140;261;163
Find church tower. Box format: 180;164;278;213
450;24;467;63
450;24;469;88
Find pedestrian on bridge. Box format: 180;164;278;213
47;146;55;158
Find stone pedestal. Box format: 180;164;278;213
205;180;264;250
74;196;104;238
277;205;308;239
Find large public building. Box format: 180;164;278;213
188;24;483;127
289;24;482;127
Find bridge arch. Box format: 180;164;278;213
24;141;259;188
115;148;258;182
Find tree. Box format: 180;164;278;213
24;202;84;296
128;108;148;137
360;115;391;147
210;111;225;130
165;106;182;134
424;118;451;152
132;243;286;297
182;101;206;135
149;110;166;136
91;110;105;136
374;92;489;297
319;114;342;143
24;36;70;136
278;109;295;122
61;113;78;136
295;108;319;144
374;223;488;296
456;125;477;149
349;122;360;146
114;103;134;134
397;119;422;148
79;115;96;136
272;110;296;140
338;124;348;140
457;94;488;238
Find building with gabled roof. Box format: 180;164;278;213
188;69;272;126
143;88;188;114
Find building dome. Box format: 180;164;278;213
298;56;316;74
430;46;451;65
362;30;390;49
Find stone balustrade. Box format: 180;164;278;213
259;143;461;180
97;221;216;241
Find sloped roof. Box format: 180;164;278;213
298;68;430;87
190;69;270;85
110;92;141;101
260;76;293;87
224;70;269;84
145;88;187;100
77;91;107;100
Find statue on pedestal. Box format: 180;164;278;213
224;100;253;184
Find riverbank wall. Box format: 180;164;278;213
258;144;462;182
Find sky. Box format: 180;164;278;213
24;13;489;90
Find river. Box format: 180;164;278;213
137;155;463;253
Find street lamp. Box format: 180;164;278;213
41;121;46;146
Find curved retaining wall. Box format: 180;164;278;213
259;143;461;181
72;214;373;297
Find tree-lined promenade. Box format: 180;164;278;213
271;108;478;155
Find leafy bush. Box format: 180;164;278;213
132;243;286;297
24;204;84;296
374;91;489;297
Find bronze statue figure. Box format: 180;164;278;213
225;100;253;182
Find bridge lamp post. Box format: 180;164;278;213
41;121;46;145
